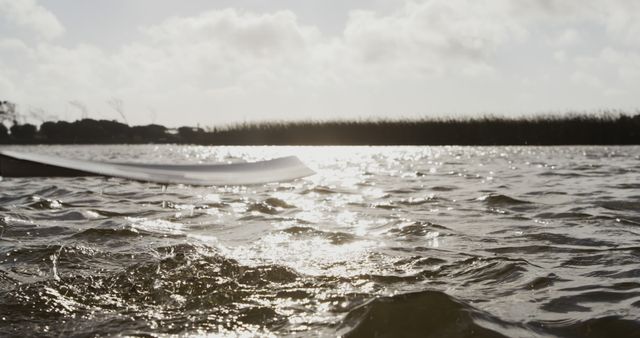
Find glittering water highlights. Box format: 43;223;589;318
1;145;640;337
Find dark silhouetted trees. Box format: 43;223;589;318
35;119;172;144
39;119;130;143
131;124;168;143
178;126;207;144
2;112;640;145
40;121;73;143
10;123;37;142
0;123;8;142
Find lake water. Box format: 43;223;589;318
1;145;639;337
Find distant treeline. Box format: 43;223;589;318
1;113;640;145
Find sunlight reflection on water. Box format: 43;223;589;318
1;145;640;336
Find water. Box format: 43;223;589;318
1;145;639;337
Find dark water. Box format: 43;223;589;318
1;145;640;337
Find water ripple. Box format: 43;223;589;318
1;145;639;336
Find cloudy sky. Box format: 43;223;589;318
0;0;639;127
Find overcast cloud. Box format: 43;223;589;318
0;0;638;126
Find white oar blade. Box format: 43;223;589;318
0;150;315;185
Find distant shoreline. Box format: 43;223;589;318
2;113;639;145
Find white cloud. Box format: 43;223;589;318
598;1;640;45
572;46;640;86
343;0;526;77
0;0;64;40
549;29;581;46
513;0;640;45
571;71;602;88
143;9;315;55
2;0;640;126
600;47;640;81
554;50;567;62
566;44;640;105
135;9;323;90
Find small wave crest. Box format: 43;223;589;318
477;194;532;206
339;290;512;338
0;243;300;336
280;226;356;245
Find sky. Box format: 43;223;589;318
0;0;639;127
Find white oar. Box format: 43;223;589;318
0;150;315;185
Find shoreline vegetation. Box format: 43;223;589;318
1;111;639;146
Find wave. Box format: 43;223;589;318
535;211;593;219
0;243;298;337
26;197;65;210
526;232;616;247
0;222;73;239
339;290;513;338
247;198;296;215
3;145;640;336
340;289;640;338
535;316;640;338
476;194;535;211
598;200;640;212
430;185;460;191
280;226;356;245
542;290;640;313
387;221;451;237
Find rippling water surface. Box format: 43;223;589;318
1;145;640;337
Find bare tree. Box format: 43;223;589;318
0;100;18;126
68;100;89;119
148;107;157;124
28;107;58;123
107;97;128;125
